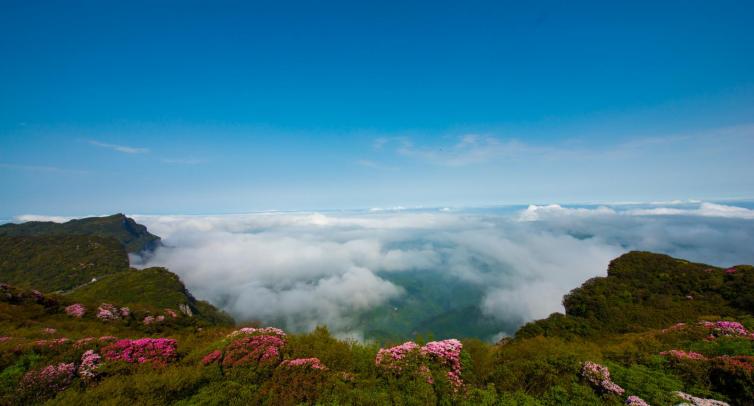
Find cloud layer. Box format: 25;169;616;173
128;201;754;339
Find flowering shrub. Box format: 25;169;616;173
375;339;465;391
35;337;70;348
78;350;102;383
99;335;117;342
18;363;75;402
660;350;707;360
227;327;287;338
700;320;753;339
422;339;463;390
0;336;11;343
74;337;97;349
164;308;178;318
102;338;178;366
222;334;285;368
280;358;327;370
674;391;729;406
375;341;420;371
201;349;223;365
625;395;650;406
65;303;86;318
581;361;624;395
724;267;737;274
42;327;57;334
96;303;129;321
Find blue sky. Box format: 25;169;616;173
1;1;754;216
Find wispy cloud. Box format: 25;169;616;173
395;134;533;166
161;158;207;165
0;163;89;175
88;140;149;154
355;159;397;171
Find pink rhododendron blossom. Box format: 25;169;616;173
280;357;327;370
42;327;57;334
222;334;286;368
143;315;155;325
625;395;650;406
65;303;86;318
78;350;101;382
119;307;130;317
201;349;223;365
660;350;707;360
724;267;737;274
156;315;165;322
35;338;70;348
97;303;122;321
99;335;117;342
0;336;11;343
74;337;96;349
674;391;729;406
422;339;463;390
164;308;178;318
375;339;465;390
227;326;287;338
102;338;178;366
700;320;752;339
581;361;624;395
375;341;420;370
19;363;75;400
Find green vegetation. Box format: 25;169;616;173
0;236;752;405
68;267;234;326
0;214;160;253
518;251;754;339
0;235;129;292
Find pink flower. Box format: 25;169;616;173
73;337;96;349
375;341;420;369
421;339;464;390
674;391;729;406
280;357;327;370
19;363;75;400
581;361;624;395
102;338;178;366
625;395;650;406
65;303;86;318
227;327;287;338
660;350;707;360
78;350;101;382
42;327;57;335
119;307;130;317
164;308;178;318
143;315;156;325
201;350;222;365
0;336;11;343
97;303;120;321
222;334;286;368
725;267;737;274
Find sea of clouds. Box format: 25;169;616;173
120;201;754;339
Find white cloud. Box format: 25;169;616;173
88;140;149;154
396;135;531;166
14;214;74;223
129;201;754;338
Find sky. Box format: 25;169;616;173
2;1;754;216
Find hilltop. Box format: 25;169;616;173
0;214;160;253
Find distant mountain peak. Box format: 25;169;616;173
0;214;160;253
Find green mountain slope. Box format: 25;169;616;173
0;235;129;292
68;267;234;326
0;214;160;253
517;251;754;339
